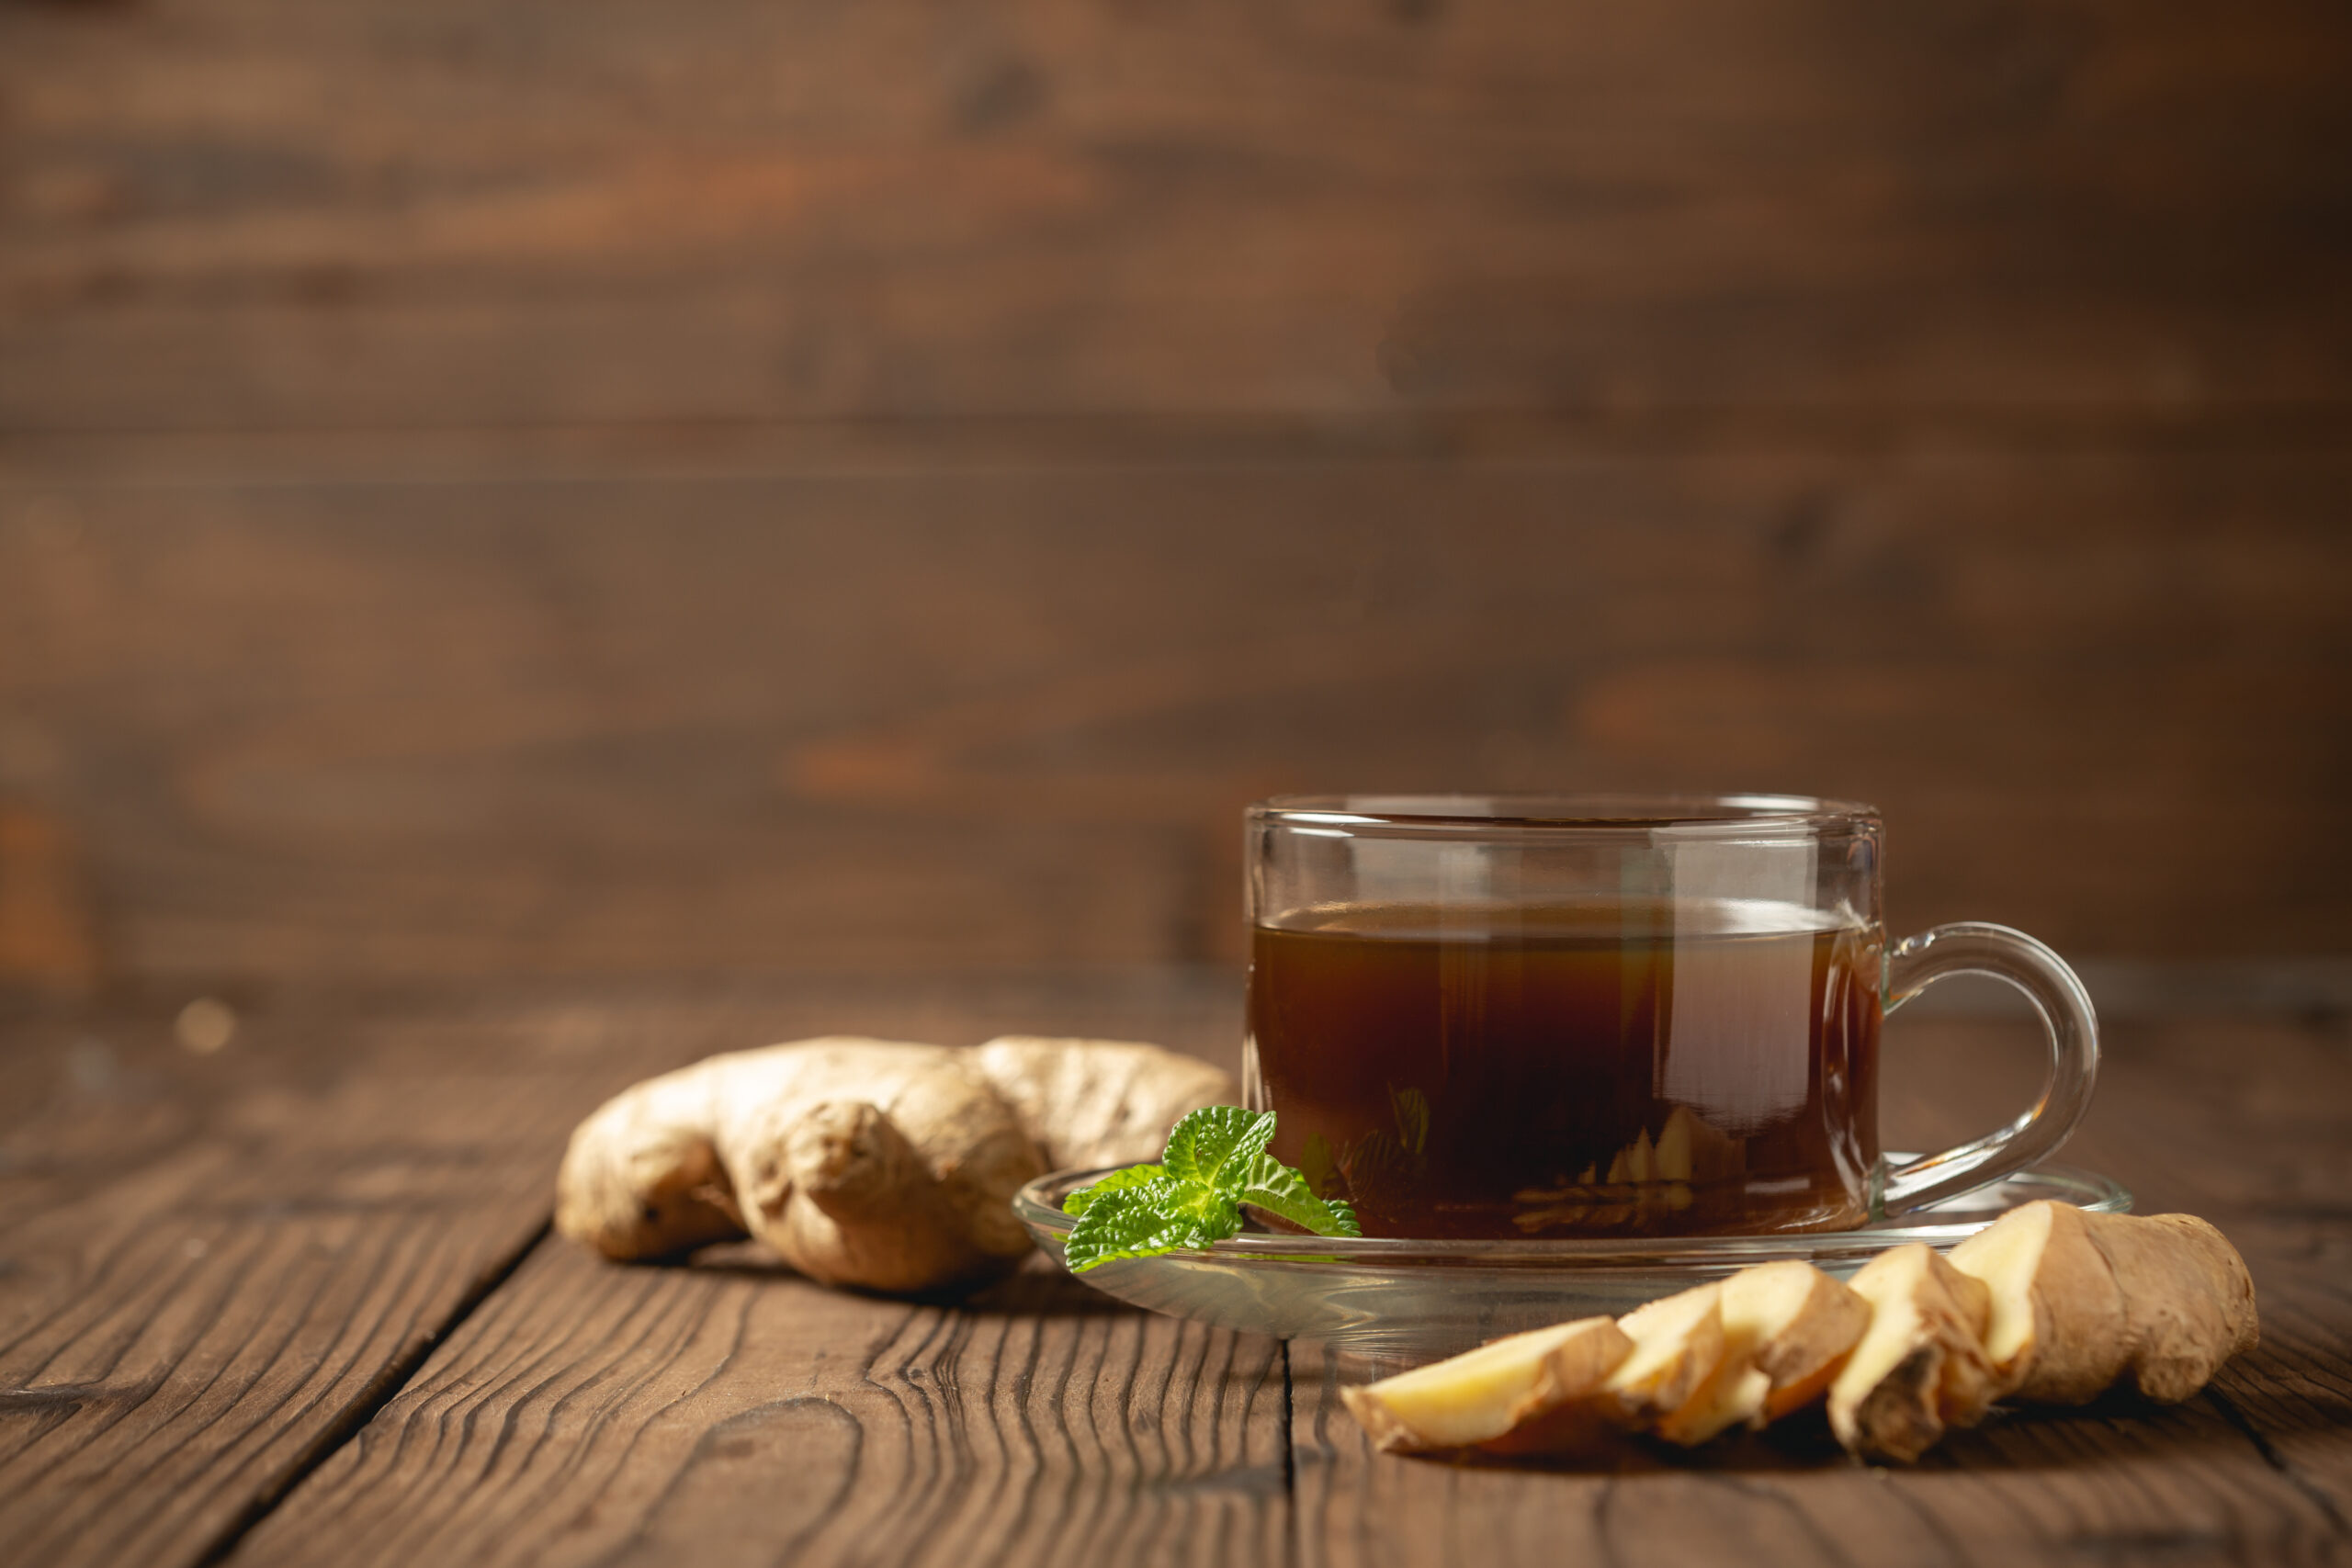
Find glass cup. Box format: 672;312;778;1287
1243;794;2098;1240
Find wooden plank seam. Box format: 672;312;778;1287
186;1221;554;1568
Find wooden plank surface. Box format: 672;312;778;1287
3;0;2347;431
0;997;570;1568
204;971;1283;1568
3;472;2346;988
230;1243;1289;1568
4;0;2346;996
6;980;2349;1566
0;971;1248;1568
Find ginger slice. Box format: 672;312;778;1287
1655;1105;1745;1184
1827;1243;1999;1462
1733;1260;1873;1422
1340;1317;1634;1454
1649;1262;1868;1445
1514;1111;1743;1234
1598;1281;1726;1428
1652;1350;1771;1447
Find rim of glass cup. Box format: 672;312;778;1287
1251;793;1880;840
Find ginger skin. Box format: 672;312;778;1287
556;1035;1233;1295
1950;1202;2257;1404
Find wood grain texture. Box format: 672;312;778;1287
2;0;2346;990
229;1244;1290;1568
0;972;1246;1568
2;482;2345;986
0;999;570;1568
1293;1010;2352;1568
1;0;2346;431
5;978;2346;1567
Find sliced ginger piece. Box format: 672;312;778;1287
1695;1260;1871;1438
1607;1128;1657;1184
1828;1243;1999;1462
1598;1280;1725;1428
1732;1260;1872;1422
1653;1351;1770;1447
1648;1262;1867;1445
1655;1111;1695;1183
1340;1317;1634;1454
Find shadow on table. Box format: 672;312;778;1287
678;1239;1130;1317
1384;1389;2269;1478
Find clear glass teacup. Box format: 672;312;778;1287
1244;794;2098;1241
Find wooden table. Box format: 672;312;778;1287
6;973;2347;1568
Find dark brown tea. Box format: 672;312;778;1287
1247;898;1882;1239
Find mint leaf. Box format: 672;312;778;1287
1298;1132;1338;1199
1390;1086;1430;1156
1237;1150;1364;1237
1160;1106;1278;1190
1063;1179;1240;1272
1054;1107;1361;1273
1062;1163;1164;1217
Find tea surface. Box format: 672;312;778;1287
1247;898;1881;1239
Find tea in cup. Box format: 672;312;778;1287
1244;795;2097;1240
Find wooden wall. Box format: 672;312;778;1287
3;0;2346;990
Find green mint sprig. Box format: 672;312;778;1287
1059;1106;1362;1272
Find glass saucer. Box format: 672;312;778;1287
1013;1159;2131;1359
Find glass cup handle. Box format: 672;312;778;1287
1879;921;2100;1217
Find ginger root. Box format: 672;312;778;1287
555;1034;1233;1295
1951;1201;2258;1404
1338;1208;2256;1465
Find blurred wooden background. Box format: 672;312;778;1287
2;0;2347;993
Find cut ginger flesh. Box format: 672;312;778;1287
1949;1199;2122;1399
1340;1316;1633;1453
1600;1282;1724;1422
1663;1259;1871;1442
1828;1244;1998;1462
1337;1204;2256;1466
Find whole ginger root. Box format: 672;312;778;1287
1339;1203;2257;1465
556;1035;1233;1295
